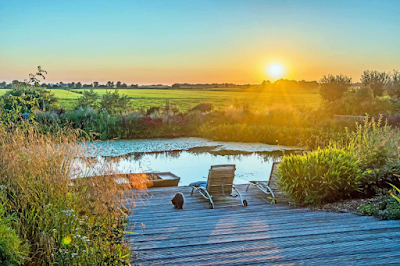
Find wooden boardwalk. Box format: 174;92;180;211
125;185;400;265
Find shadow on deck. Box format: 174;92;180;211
125;185;400;265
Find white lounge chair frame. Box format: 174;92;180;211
246;161;277;203
190;164;247;209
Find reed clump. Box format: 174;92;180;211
0;124;141;265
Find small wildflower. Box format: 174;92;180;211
62;236;72;245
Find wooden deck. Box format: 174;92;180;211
125;185;400;265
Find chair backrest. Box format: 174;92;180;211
267;161;280;186
206;164;236;196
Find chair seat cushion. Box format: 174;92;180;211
189;181;207;187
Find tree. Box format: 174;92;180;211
172;83;180;89
78;88;99;108
361;70;390;97
386;70;400;97
12;80;19;86
120;83;127;88
69;82;75;88
93;81;99;87
100;89;131;113
106;81;114;88
76;82;82;89
116;81;122;88
26;66;47;86
262;80;271;86
319;74;352;102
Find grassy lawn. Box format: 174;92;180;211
0;87;321;111
72;87;321;111
0;89;8;96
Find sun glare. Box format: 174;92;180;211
266;63;285;79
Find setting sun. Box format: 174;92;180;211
266;63;285;79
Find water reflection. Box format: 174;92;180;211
99;151;284;186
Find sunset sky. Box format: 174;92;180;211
1;0;399;85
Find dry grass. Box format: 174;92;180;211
0;124;146;265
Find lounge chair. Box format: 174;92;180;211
246;161;278;203
189;164;247;209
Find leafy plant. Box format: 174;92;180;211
358;195;400;220
389;178;400;203
276;147;362;205
100;89;131;113
0;198;28;265
78;88;99;108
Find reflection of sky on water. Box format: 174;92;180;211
76;138;297;186
104;151;277;186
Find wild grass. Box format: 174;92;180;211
0;124;144;265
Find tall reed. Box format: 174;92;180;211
0;125;140;265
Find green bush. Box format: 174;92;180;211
191;103;213;113
361;160;400;197
358;196;400;220
276;147;362;205
0;199;28;265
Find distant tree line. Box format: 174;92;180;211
320;70;400;101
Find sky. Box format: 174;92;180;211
0;0;399;85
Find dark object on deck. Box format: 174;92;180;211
171;192;184;209
190;164;247;209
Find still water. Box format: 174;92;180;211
79;138;300;186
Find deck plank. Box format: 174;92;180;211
126;185;400;265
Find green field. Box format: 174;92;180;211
0;88;321;111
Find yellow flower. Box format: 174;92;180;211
62;236;72;245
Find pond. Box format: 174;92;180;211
79;138;301;186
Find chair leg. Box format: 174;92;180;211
232;187;247;207
246;183;251;191
209;197;214;209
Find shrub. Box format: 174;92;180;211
276;147;362;205
100;89;131;113
146;106;161;115
191;103;213;113
358;196;400;220
78;88;99;108
360;158;400;197
0;199;28;265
